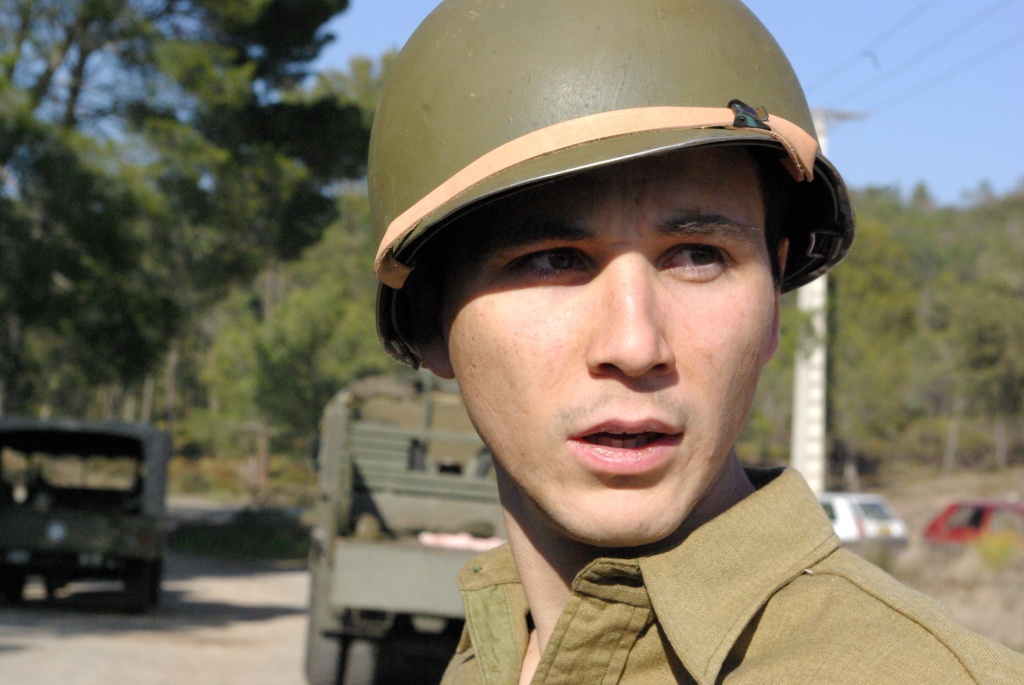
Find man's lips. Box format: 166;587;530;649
569;421;682;477
582;431;667;449
573;420;682;450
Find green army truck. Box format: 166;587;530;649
0;416;171;612
305;376;504;685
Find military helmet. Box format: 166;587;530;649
370;0;855;366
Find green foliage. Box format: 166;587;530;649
251;195;390;436
946;281;1024;417
829;185;1024;473
745;182;1024;477
0;0;363;417
3;0;1022;492
168;507;310;560
831;217;919;457
153;41;257;109
741;295;809;464
307;53;396;128
0;119;180;407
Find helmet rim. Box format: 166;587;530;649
376;122;853;367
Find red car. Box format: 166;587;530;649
923;500;1024;544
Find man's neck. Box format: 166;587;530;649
500;453;755;667
501;506;588;682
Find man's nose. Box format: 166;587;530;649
584;256;676;379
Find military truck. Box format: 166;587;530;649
305;375;504;685
0;416;171;612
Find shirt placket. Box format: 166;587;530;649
532;560;653;685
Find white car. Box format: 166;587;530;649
817;492;908;546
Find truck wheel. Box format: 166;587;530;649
148;560;163;607
341;638;379;685
124;560;157;613
305;623;343;685
0;571;25;604
305;551;344;685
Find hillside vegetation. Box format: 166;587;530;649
1;2;1022;499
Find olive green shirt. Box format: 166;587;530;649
441;468;1024;684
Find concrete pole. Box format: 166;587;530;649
790;270;829;494
789;109;863;494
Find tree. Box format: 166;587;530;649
195;193;390;443
0;113;179;411
191;53;396;431
0;0;367;417
946;281;1024;468
307;52;397;128
829;216;919;476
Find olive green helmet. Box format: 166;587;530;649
370;0;854;366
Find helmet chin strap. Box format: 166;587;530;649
374;103;819;290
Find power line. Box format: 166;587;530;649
806;0;941;93
866;25;1024;113
829;0;1015;106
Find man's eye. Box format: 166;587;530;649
514;248;587;274
662;244;728;281
670;244;724;267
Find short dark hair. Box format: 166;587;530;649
751;146;791;287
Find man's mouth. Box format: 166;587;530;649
582;431;666;449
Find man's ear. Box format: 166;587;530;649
419;336;455;379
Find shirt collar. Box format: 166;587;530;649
639;467;839;684
455;467;839;685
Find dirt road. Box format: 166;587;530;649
0;553;310;685
3;472;1019;685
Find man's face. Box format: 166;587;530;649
423;147;782;549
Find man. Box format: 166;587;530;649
367;1;1024;682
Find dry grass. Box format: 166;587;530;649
168;454;316;507
876;466;1024;652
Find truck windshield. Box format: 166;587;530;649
0;430;145;508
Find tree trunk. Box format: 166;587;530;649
97;385;114;420
140;376;155;423
164;343;180;436
252;425;271;505
122;391;137;422
29;30;75;110
263;265;279;322
843;454;861;493
1;312;25;414
943;396;965;474
62;45;94;128
994;416;1008;469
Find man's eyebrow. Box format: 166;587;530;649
658;213;762;242
476;219;592;253
469;212;760;256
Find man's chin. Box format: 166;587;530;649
559;514;683;552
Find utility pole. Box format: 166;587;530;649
790;108;865;494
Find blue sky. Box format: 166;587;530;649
314;0;1024;207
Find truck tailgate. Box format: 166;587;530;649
329;539;485;618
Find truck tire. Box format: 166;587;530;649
305;548;345;685
124;560;158;613
0;570;25;604
305;623;343;685
341;638;379;685
148;559;163;607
